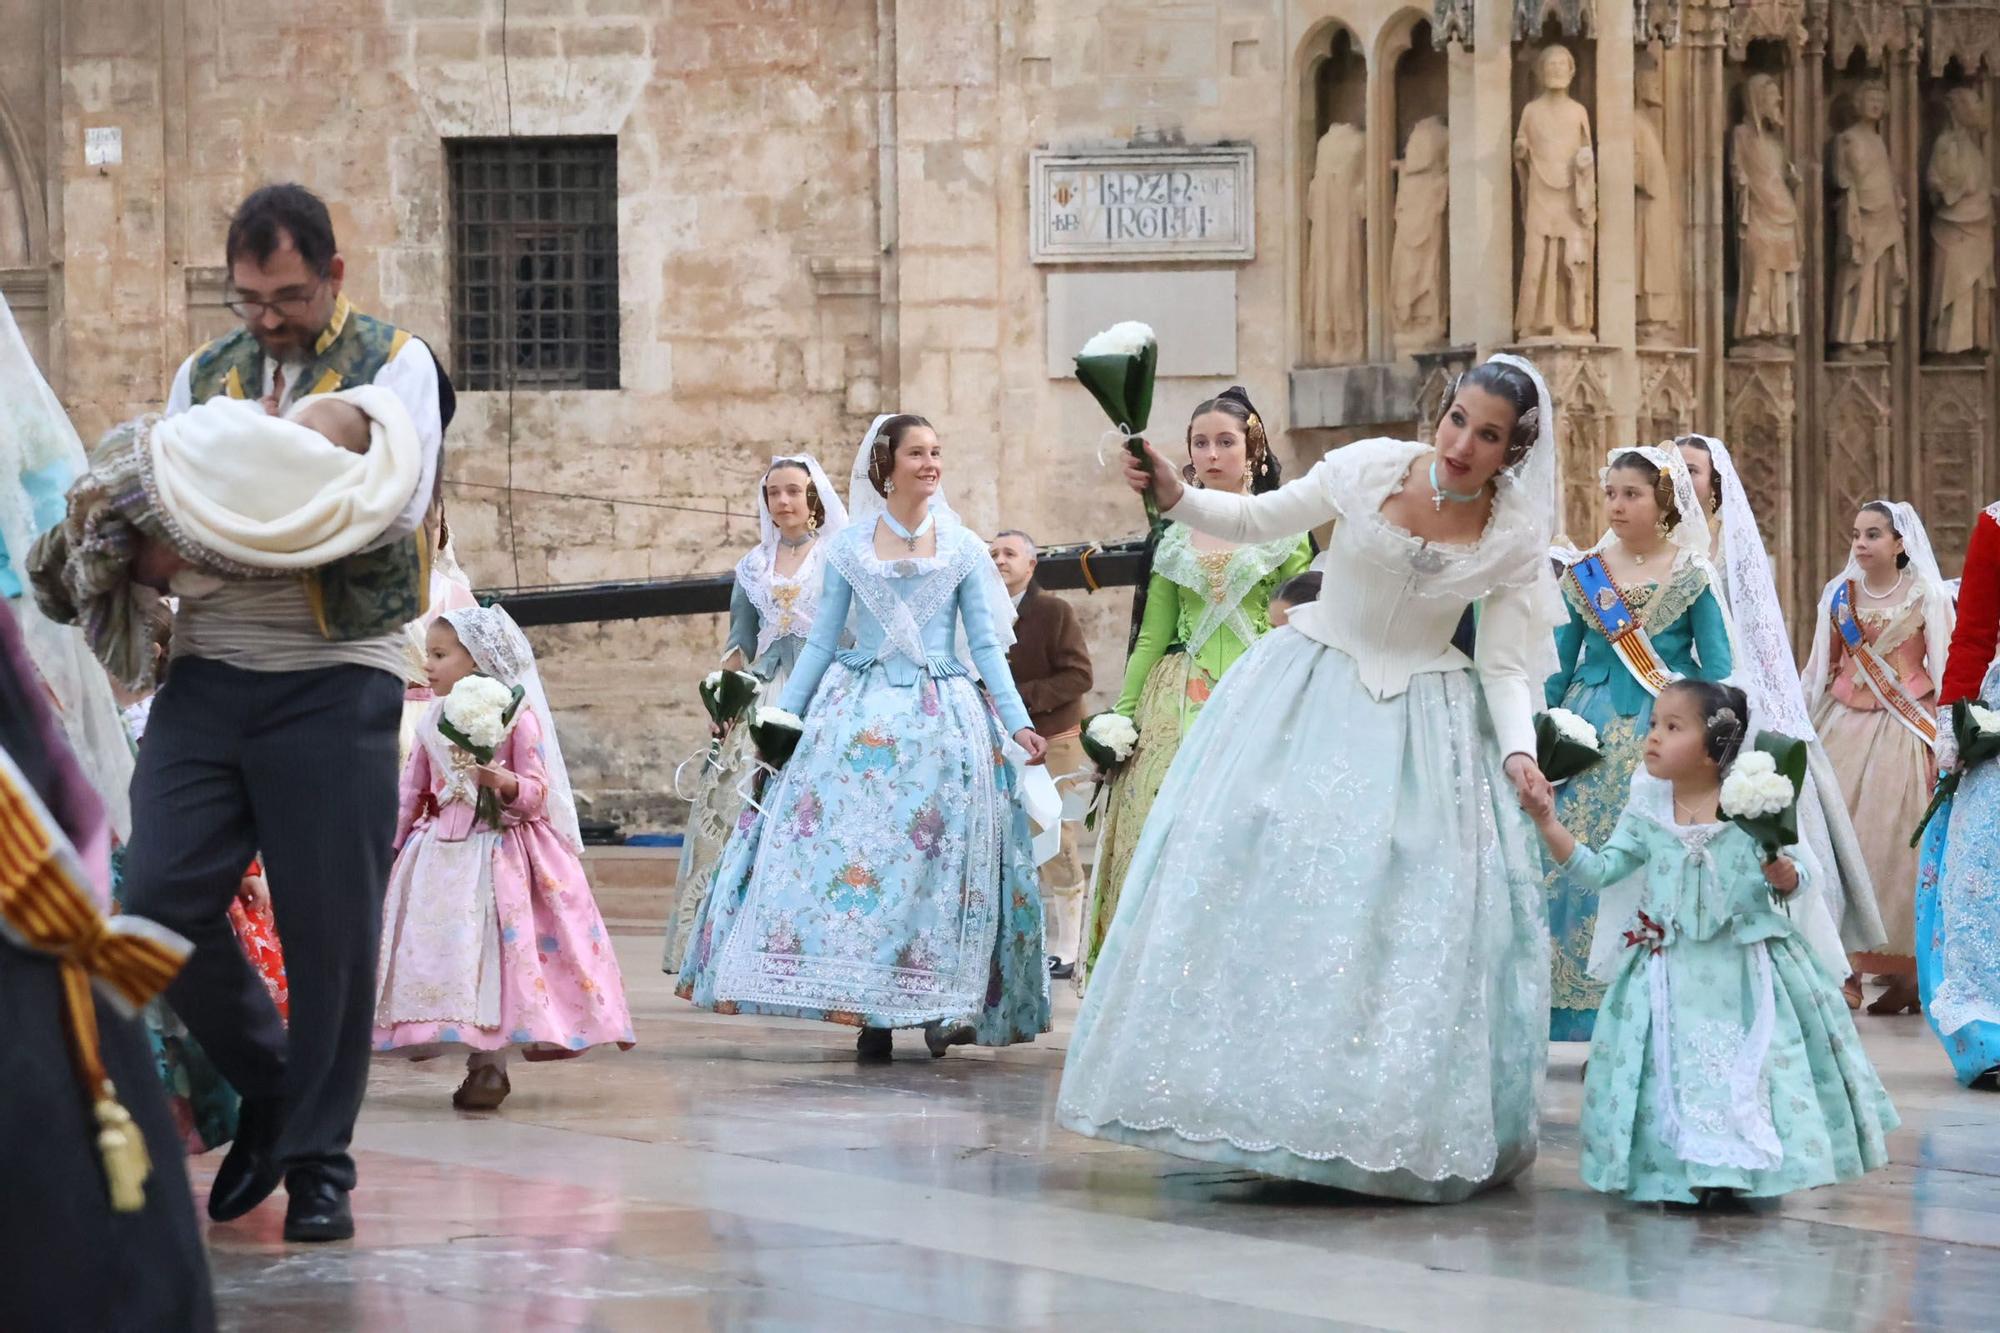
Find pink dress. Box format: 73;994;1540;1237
373;701;635;1058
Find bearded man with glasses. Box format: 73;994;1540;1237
123;182;449;1244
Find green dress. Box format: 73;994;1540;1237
1077;522;1312;983
1563;809;1898;1202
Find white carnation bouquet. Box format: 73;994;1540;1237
698;667;762;769
1080;710;1138;770
750;706;805;769
1074;322;1161;531
438;674;526;830
1533;707;1602;784
1719;733;1805;864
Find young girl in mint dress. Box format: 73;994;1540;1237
1077;387;1311;986
1523;680;1898;1203
1545;447;1733;1042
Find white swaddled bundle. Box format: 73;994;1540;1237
27;386;423;688
148;386;420;572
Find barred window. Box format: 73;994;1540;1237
448;137;620;391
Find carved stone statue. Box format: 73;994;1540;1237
1303;120;1368;364
1927;86;1996;355
1514;45;1596;340
1731;73;1802;344
1830;80;1907;350
1390;115;1450;352
1633;58;1680;345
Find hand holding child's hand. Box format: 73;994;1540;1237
1518;783;1556;822
1763;855;1800;896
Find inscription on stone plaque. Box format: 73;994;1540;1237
1030;147;1255;263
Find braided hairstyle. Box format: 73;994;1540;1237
1607;450;1685;533
1662;679;1752;771
1126;386;1292;653
865;414;934;497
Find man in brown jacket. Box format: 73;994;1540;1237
990;531;1094;977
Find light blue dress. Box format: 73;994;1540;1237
677;518;1050;1045
1917;661;2000;1086
1562;809;1897;1202
1057;436;1553;1202
1544;553;1733;1042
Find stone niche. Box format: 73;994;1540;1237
1511;26;1599;344
1724;40;1801;356
1385;15;1450;356
1824;56;1907;358
1298;22;1369;368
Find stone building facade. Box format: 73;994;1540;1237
3;0;1997;823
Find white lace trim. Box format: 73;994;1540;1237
1932;661;2000;1035
1150;522;1301;656
737;539;831;662
1647;941;1784;1171
828;521;984;669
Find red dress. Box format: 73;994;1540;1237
229;857;289;1020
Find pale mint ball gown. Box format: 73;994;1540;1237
678;516;1050;1046
1058;436;1560;1202
1558;784;1897;1202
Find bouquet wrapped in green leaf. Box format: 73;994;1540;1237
1910;701;2000;846
750;706;805;770
1074;321;1161;530
1719;733;1807;864
1080;710;1138;771
698;668;761;769
438;675;527;831
1534;708;1603;784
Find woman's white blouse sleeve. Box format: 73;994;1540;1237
1473;580;1541;761
1163;456;1343;545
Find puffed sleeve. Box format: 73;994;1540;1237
1163;444;1367;545
1473;579;1543;761
960;562;1032;736
776;556;852;717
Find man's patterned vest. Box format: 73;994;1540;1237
185;295;430;640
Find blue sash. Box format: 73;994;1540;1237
1830;580;1937;748
1566;555;1679;697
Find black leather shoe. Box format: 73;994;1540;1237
207;1096;285;1222
283;1174;354;1243
855;1026;892;1062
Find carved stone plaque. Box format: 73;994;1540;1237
1029;146;1255;264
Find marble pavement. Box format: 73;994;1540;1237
202;936;2000;1331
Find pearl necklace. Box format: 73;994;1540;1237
1860;569;1907;599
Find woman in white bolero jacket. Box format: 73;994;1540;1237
1057;356;1565;1203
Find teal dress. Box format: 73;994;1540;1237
1562;811;1898;1202
1544;556;1733;1041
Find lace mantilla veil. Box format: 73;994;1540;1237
0;292;135;838
1596;443;1711;565
734;453;849;662
844;412;1016;657
1800;498;1955;712
1479;353;1567;685
440;604;586;854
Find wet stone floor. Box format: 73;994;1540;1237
203;936;2000;1331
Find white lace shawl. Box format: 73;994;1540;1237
825;517;995;671
1149;521;1302;655
1800;500;1955;713
733;453;849;662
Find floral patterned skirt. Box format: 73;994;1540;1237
1917;669;2000;1085
677;663;1049;1045
1077;650;1210;988
1546;684;1648;1043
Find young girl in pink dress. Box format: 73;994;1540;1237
373;604;634;1110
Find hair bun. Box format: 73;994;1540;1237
1218;384;1258;415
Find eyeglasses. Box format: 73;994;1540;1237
224;281;325;320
